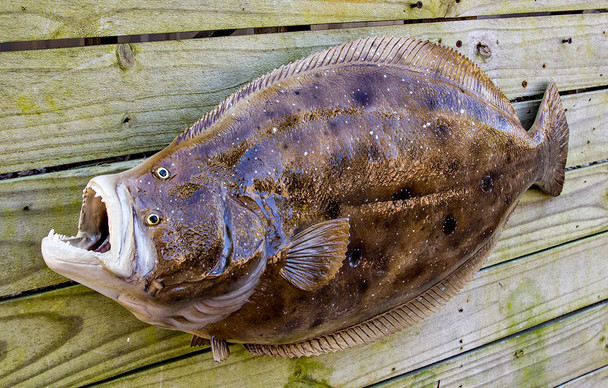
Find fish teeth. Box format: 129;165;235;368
48;229;55;238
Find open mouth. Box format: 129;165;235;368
47;185;112;256
43;173;138;279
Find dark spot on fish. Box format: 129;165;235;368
283;143;289;150
353;89;370;106
522;80;528;88
425;96;437;110
443;215;457;235
22;206;29;211
480;175;493;193
358;279;368;293
410;1;423;9
328;119;339;130
324;199;340;219
294;90;300;95
392;187;412;202
562;37;572;44
348;246;363;268
310;316;324;328
122;116;131;124
456;40;462;48
542;63;546;68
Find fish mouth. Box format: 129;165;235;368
41;174;137;284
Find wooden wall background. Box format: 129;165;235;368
1;1;607;387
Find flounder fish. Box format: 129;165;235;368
41;37;569;362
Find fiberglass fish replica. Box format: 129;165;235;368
41;37;569;362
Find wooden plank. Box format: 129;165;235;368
2;155;606;298
0;1;604;43
0;286;194;388
0;161;138;297
92;231;608;387
487;161;608;267
1;223;605;387
1;13;607;173
559;365;608;387
379;302;608;388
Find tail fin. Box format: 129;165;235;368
529;82;569;196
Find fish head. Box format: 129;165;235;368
41;144;267;330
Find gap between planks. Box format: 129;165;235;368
1;1;606;46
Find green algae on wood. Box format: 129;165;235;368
0;286;194;388
381;302;608;387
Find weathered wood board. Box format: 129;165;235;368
1;13;607;174
559;365;608;387
1;1;605;43
0;3;606;387
381;301;608;388
2;158;607;298
1;228;606;387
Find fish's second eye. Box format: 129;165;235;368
154;166;171;180
146;213;161;226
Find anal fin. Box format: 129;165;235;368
190;335;210;347
211;336;230;362
279;218;350;291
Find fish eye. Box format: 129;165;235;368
145;213;162;226
153;166;171;180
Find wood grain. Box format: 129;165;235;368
1;13;607;174
0;161;138;297
91;232;608;387
0;1;604;43
559;365;608;387
381;302;608;388
0;286;194;388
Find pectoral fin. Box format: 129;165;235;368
279;218;350;291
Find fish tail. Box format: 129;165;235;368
530;81;569;196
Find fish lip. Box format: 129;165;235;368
41;174;136;279
84;175;136;277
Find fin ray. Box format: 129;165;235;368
278;218;350;291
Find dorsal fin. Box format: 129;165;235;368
177;36;516;143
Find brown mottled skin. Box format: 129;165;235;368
123;62;540;344
42;38;567;358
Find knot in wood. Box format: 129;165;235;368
117;44;136;70
476;42;492;59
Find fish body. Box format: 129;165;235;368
41;37;568;361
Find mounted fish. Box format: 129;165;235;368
41;37;569;362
